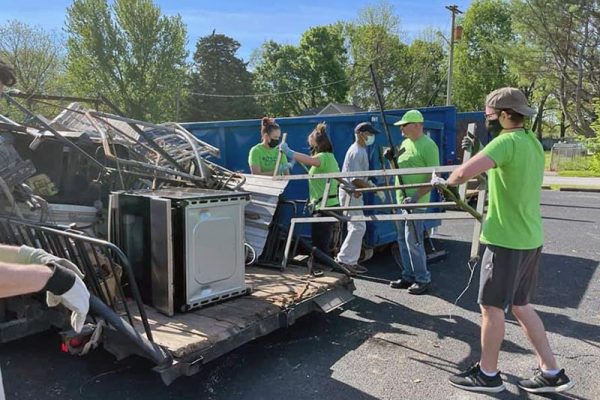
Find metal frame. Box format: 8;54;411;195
0;216;172;366
277;162;487;268
272;165;458;181
0;217;152;340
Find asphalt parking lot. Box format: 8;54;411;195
1;190;599;400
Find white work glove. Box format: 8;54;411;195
369;182;386;202
19;245;84;279
430;173;448;188
278;142;295;159
431;172;460;200
42;263;90;333
402;196;414;204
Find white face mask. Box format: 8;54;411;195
356;133;375;146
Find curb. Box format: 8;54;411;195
558;187;600;193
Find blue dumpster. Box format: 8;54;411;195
182;106;458;248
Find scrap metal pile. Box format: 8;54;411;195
0;94;246;230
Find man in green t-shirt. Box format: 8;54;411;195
389;110;440;295
438;88;573;394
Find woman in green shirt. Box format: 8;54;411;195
248;117;289;175
279;123;340;256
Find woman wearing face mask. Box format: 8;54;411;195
279;123;340;257
248;117;290;175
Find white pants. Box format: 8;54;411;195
336;190;366;265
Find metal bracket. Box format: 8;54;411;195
279;308;296;328
314;287;355;313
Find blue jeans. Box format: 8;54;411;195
396;210;430;284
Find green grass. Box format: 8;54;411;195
557;170;600;177
547;184;600;191
544;151;551;170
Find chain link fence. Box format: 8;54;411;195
549;142;588;171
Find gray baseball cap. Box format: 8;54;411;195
485;87;536;117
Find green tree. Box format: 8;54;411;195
299;26;349;108
65;0;187;121
344;1;408;109
396;37;447;107
0;20;65;96
507;10;558;139
452;0;517;111
0;20;67;116
511;0;600;137
183;32;260;122
251;41;305;116
252;25;348;116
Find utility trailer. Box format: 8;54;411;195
0;217;354;385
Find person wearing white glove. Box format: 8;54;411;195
333;122;382;274
0;61;90;400
0;244;90;333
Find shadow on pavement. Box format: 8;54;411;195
361;238;599;313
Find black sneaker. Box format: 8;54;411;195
449;363;506;393
517;368;574;393
389;279;413;289
408;282;430;295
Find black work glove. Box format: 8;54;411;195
461;133;480;153
383;147;395;162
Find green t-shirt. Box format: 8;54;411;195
480;129;544;250
248;143;288;173
308;152;340;210
395;135;440;203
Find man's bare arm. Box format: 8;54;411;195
448;152;495;186
0;262;52;298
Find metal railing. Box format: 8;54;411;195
0;217;154;342
273;122;487;268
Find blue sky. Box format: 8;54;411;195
1;0;472;61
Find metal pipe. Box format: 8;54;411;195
319;201;455;212
89;296;171;366
2;94;107;170
273;165;458;181
273;132;287;179
289;212;472;224
435;186;483;222
354;179;479;193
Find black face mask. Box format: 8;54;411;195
486;119;503;137
268;138;280;148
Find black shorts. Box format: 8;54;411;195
478;245;542;311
